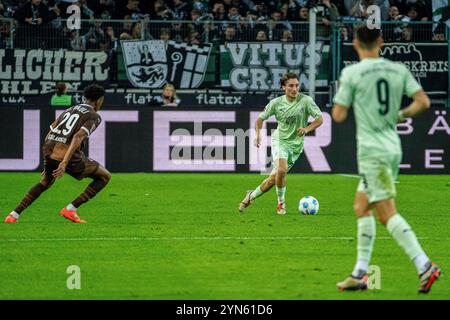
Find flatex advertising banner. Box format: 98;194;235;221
0;107;448;174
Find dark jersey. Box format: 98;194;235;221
42;104;101;161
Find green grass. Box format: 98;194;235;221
0;173;449;300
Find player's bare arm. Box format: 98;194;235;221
332;104;349;123
52;129;88;178
254;117;264;148
398;89;431;121
297;116;323;136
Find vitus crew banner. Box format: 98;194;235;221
220;41;330;91
0;49;110;95
0;107;448;174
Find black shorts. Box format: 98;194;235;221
44;155;100;181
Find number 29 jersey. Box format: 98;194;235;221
333;57;422;160
42;104;102;161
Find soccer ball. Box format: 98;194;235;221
299;196;319;215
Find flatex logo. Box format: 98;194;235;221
196;93;242;106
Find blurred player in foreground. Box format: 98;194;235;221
332;24;441;293
4;84;111;224
239;73;323;215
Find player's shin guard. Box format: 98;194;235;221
14;182;50;214
72;177;109;208
352;216;376;278
387;214;430;274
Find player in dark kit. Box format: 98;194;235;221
4;84;111;224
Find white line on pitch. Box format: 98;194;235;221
338;174;400;184
0;236;436;242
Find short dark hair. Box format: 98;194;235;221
83;84;105;102
354;24;382;50
56;82;66;96
280;73;299;87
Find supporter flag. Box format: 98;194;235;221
121;40;211;89
432;0;450;29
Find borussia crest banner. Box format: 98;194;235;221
121;40;212;89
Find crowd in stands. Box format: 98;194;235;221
0;0;448;49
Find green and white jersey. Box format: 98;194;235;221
259;93;322;150
333;57;422;159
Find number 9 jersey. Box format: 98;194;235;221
42;104;102;162
333;57;422;161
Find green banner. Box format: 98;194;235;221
220;41;330;91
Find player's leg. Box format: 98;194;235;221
374;198;441;293
238;169;276;212
71;165;111;209
274;158;288;215
239;138;285;212
337;185;375;291
4;158;57;223
61;157;111;223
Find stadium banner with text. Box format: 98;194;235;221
0;107;448;174
121;40;212;89
341;42;449;93
0;49;110;95
0;91;333;108
220;42;330;91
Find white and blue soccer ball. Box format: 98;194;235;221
299;196;319;215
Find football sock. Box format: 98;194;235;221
352;216;376;278
66;203;77;211
387;214;431;274
14;182;49;214
10;211;20;219
72;177;109;208
250;186;264;201
276;186;286;203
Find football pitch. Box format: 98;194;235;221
0;173;448;300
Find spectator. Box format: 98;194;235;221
105;25;118;49
172;0;191;20
405;0;432;21
211;2;226;20
222;25;239;42
154;83;180;107
281;29;293;41
340;25;349;40
401;23;413;41
228;6;241;21
83;20;109;50
87;0;114;19
202;21;221;43
314;0;339;37
298;5;309;21
118;15;134;40
384;5;404;41
255;29;267;41
188;29;201;44
114;0;141;20
50;82;73;107
13;0;53;48
284;0;301;21
171;21;189;42
347;0;389;20
69;29;85;50
160;28;171;40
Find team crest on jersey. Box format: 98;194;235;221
122;40;212;89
